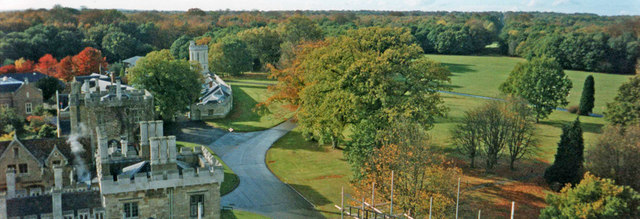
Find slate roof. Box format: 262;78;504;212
197;74;232;105
3;72;50;83
0;76;24;93
7;190;102;217
123;56;143;67
0;137;92;166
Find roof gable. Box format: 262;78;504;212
45;145;69;166
0;136;43;167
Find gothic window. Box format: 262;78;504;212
124;202;138;218
208;109;214;116
53;160;61;166
25;102;32;114
7;164;16;171
190;194;205;217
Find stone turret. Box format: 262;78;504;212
189;40;209;74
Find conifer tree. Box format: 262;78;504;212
544;117;584;190
579;75;595;115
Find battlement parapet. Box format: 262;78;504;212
99;164;223;194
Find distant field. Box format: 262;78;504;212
425;54;632;114
205;78;294;132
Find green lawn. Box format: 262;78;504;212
205;79;294;132
176;141;240;196
221;209;269;219
266;129;352;218
263;55;631;218
425;54;632;114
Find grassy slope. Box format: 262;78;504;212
176;141;240;196
425;54;632;114
266;129;352;218
266;55;631;218
205;79;294;132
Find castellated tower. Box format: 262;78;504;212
189;41;210;74
97;120;224;219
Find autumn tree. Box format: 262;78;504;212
544;117;584;190
578;75;595;115
54;56;74;81
540;172;640;218
586;124;640;191
14;58;34;73
71;47;107;76
353;121;461;218
208;36;252;76
0;65;16;74
35;54;58;76
281;15;324;44
260;41;326;110
605;76;640;126
128;50;202;120
500;56;572;122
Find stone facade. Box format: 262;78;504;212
0;137;90;195
0;77;43;118
68;79;154;161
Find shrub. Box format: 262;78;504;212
567;105;579;114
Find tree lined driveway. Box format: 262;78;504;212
206;120;324;218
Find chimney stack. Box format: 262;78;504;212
54;165;63;189
5;168;15;198
120;139;128;157
168;136;177;163
52;165;63;218
154;120;163;138
116;80;122;100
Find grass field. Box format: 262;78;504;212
266;129;352;218
221;209;269;219
425;54;633;114
205;77;294;132
264;54;632;218
176;141;240;196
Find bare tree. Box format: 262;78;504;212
452;98;538;171
452;110;482;168
503;97;538;170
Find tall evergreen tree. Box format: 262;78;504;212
544;117;585;190
579;75;595;115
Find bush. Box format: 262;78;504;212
37;124;57;138
567;105;579;114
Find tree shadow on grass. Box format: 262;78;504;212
289;183;333;207
442;63;477;75
538;119;604;134
270;130;328;152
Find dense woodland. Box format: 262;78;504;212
0;6;639;77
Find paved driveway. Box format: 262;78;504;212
203;120;324;218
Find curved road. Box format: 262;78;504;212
205;120;324;218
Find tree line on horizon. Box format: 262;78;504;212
0;6;639;75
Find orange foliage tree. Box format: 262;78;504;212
14;58;35;73
54;56;74;81
35;54;59;76
352;122;462;218
259;41;326;111
71;47;107;76
0;65;16;74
